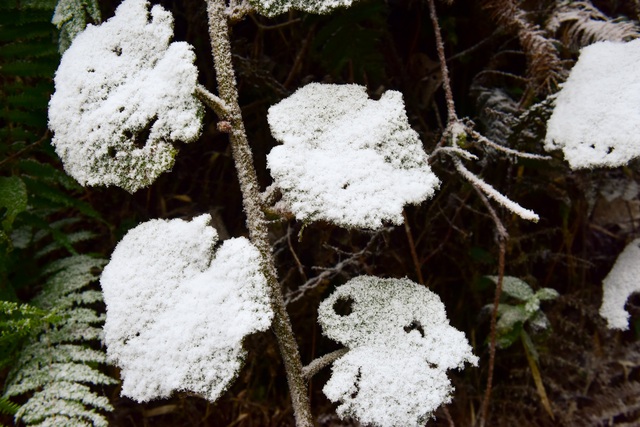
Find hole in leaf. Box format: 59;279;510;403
87;68;95;73
342;183;349;190
113;46;122;56
404;320;425;337
349;368;361;400
333;296;354;316
607;146;614;154
107;147;117;158
123;117;156;150
118;106;125;113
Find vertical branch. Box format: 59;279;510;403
479;237;506;427
427;0;457;123
204;1;313;426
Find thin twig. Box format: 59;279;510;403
403;210;425;285
0;131;48;168
469;129;551;160
302;348;349;380
195;84;230;119
427;0;457;122
478;238;506;427
473;188;509;241
453;158;539;222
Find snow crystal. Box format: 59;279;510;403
267;83;440;229
545;40;640;168
250;0;356;17
100;215;273;402
600;238;640;330
318;276;477;426
48;0;202;193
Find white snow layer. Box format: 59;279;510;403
250;0;356;17
545;39;640;168
100;215;273;402
600;238;640;330
48;0;202;193
318;276;478;427
267;83;440;229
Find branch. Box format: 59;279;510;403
453;158;539;222
302;348;349;380
195;84;230;119
204;2;313;426
427;0;457;122
469;129;551;161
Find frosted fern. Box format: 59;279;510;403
100;214;273;402
3;255;116;427
48;0;203;193
267;83;440;229
317;276;477;427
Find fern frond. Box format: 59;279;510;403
3;255;116;427
0;396;20;416
482;0;565;94
548;1;640;51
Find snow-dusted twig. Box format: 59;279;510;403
469;129;551;160
453;157;539;222
195;84;229;119
430;146;479;162
226;0;254;22
302;348;349;380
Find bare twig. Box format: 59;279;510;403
469;129;551;161
302;348;349;380
403;210;425;285
427;0;457;122
478;237;507;427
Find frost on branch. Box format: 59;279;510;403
600;238;640;330
267;83;440;229
48;0;203;193
100;215;273;402
545;40;640;168
317;276;477;427
249;0;357;17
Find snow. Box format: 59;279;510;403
250;0;357;17
317;276;477;426
545;39;640;169
600;238;640;330
267;83;440;229
100;215;273;402
48;0;203;193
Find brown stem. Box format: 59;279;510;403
478;237;506;427
205;1;313;426
426;0;457;123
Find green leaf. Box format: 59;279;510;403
535;287;560;301
496;304;529;332
51;0;101;53
487;275;535;301
0;176;28;231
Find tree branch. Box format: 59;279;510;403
204;2;313;426
195;84;230;119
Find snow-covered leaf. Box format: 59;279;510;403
48;0;203;193
249;0;357;17
318;276;477;427
496;304;529;331
600;238;640;330
51;0;102;53
100;215;273;402
535;287;560;301
267;83;439;229
545;39;640;168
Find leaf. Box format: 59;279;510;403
496;304;529;332
48;0;203;193
0;176;27;231
600;238;640;330
545;39;640;168
51;0;101;54
317;276;477;427
267;83;440;229
487;275;534;301
100;215;273;402
249;0;357;17
535;287;560;301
